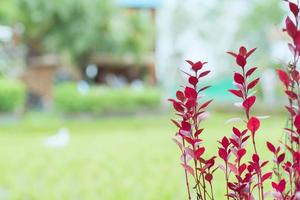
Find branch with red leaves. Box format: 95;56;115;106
267;1;300;199
218;46;272;200
169;60;216;200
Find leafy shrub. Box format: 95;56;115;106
169;1;300;200
54;83;160;114
0;78;25;112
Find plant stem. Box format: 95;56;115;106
182;139;192;200
225;163;230;200
209;181;214;200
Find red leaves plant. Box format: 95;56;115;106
169;60;216;200
267;1;300;199
169;1;300;199
219;46;272;200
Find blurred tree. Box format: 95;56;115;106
1;0;153;67
0;0;16;23
113;11;154;62
12;0;115;67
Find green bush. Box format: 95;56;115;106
54;83;161;114
0;78;26;112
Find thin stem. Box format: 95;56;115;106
289;172;293;195
198;162;207;200
182;139;192;200
257;174;262;200
209;181;214;200
198;181;213;200
260;172;264;200
225;163;230;200
193;149;203;199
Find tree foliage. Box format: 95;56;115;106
0;0;154;66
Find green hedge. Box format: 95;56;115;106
0;78;26;112
54;83;161;113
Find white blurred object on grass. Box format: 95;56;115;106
43;128;70;148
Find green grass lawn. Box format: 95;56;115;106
0;112;286;200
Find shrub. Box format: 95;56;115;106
0;78;25;112
267;1;300;199
169;60;216;200
169;1;300;199
222;47;271;200
54;83;160;114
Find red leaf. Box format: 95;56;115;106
234;72;245;84
198;70;211;78
230;138;239;148
247;78;259;90
171;119;181;128
289;2;299;17
199;99;213;110
239;164;247;175
232;127;241;137
271;182;277;190
252;154;260;163
184;137;195;146
276;69;290;88
176;91;185;101
291;69;300;81
181;121;191;131
181;163;195;176
192;61;203;71
236;55;246;67
194;129;204;137
285;90;297;100
266;142;276;153
285;16;297;37
294;114;300;129
261;160;269;168
199;85;211;92
247;117;260;133
195;147;205;159
227;51;237;57
171;100;184;112
295;32;300;52
185;99;196;108
239;46;247;56
278;179;286;193
184;87;197;99
246;67;257;77
262;172;272;182
228;163;238;174
246;48;256;58
243;96;256;111
218;148;228;161
277;153;285;164
229;89;243;98
221;136;230;148
242;135;250;143
237;148;246;160
205;173;213;182
285;106;296;116
188;76;198;86
185;60;194;66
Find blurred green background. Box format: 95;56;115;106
0;0;291;199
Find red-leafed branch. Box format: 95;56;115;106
169;60;216;200
268;1;300;199
219;46;272;200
